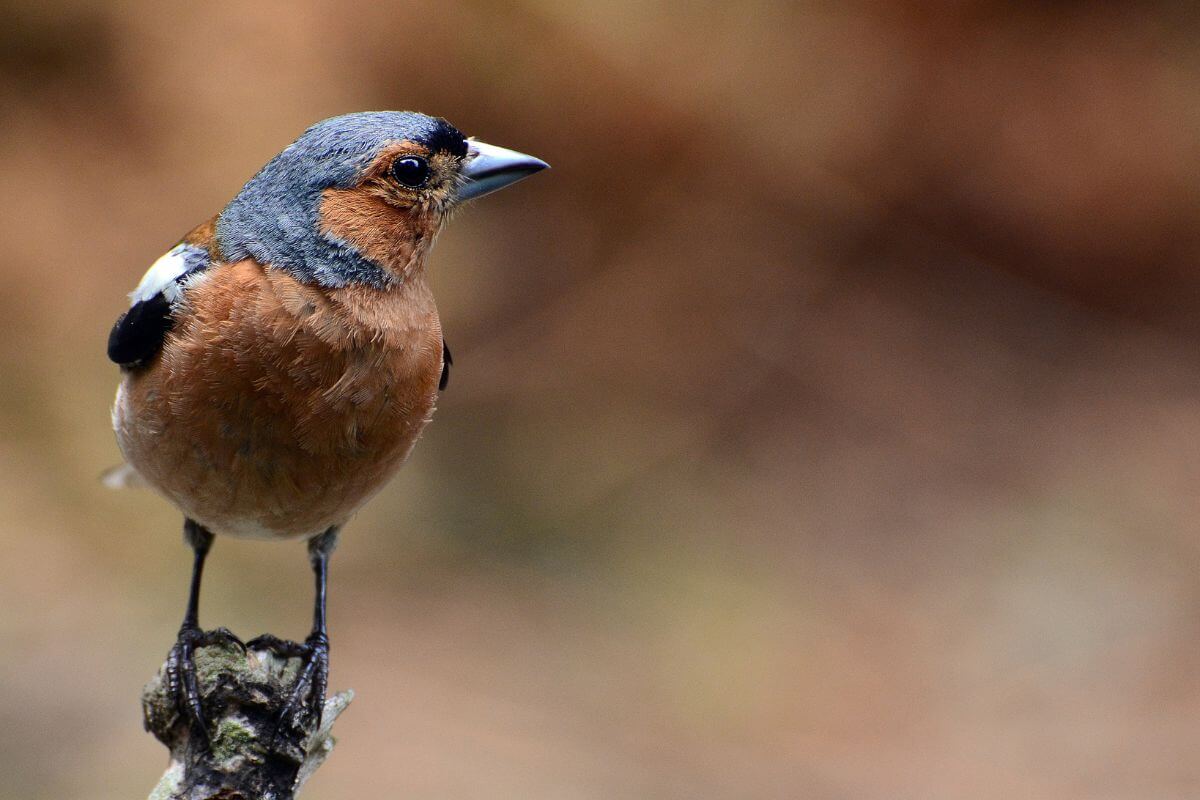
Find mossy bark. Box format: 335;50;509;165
143;629;352;800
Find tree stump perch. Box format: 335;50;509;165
142;628;352;800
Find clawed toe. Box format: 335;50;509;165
277;634;329;739
165;626;243;743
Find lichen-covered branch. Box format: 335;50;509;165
142;629;352;800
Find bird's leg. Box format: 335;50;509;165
304;527;335;721
165;518;219;740
267;526;338;735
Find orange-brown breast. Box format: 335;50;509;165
113;258;443;539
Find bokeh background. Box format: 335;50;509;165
1;2;1199;797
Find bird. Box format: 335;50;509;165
106;111;547;737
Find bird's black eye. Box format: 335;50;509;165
390;155;431;188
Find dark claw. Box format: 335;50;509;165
261;632;330;747
246;633;308;658
167;625;207;741
165;626;243;744
247;632;330;743
306;632;330;724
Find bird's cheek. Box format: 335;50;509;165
319;188;433;279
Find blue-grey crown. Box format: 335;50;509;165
215;112;467;289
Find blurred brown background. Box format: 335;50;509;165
1;1;1199;798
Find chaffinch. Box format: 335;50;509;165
107;111;547;734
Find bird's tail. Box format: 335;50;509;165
100;462;147;490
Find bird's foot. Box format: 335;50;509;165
164;625;243;745
246;632;329;742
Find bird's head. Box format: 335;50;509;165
215;111;548;288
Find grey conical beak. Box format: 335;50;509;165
456;139;549;203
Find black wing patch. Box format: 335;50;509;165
107;294;175;367
439;340;452;391
107;243;212;368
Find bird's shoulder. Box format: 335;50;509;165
107;217;218;368
109;223;452;391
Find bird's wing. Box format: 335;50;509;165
440;340;452;391
107;239;213;367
